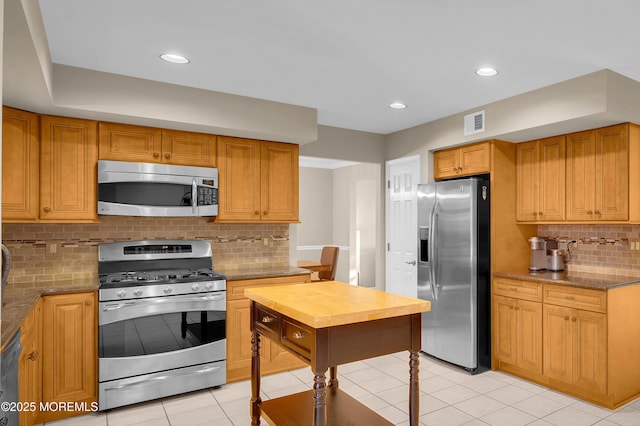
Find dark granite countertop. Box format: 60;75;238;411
218;265;311;281
494;270;640;291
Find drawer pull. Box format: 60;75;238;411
292;331;305;339
564;316;570;321
261;316;275;324
572;317;577;322
28;351;38;361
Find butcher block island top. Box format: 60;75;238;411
244;280;431;328
245;281;430;426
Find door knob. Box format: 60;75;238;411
405;260;416;265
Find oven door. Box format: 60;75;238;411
98;291;226;382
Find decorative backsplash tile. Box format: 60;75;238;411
539;224;640;276
2;216;290;292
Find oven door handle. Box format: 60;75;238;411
99;293;226;325
192;178;198;215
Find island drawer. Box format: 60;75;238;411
254;305;281;340
493;278;542;301
543;284;607;313
281;318;315;361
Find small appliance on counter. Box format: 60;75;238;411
528;237;574;272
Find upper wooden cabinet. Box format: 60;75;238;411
2;107;39;221
216;136;299;223
99;122;217;167
566;123;632;222
40;116;98;222
434;142;490;180
516;135;566;222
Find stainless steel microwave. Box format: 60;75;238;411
97;160;218;217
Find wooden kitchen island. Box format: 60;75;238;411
245;281;430;426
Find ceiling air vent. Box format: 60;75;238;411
464;110;485;136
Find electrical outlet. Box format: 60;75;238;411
263;238;269;246
45;241;60;258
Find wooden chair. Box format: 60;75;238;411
313;246;339;282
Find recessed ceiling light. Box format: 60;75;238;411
389;102;407;109
160;53;190;64
476;67;498;77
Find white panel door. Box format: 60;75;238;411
385;155;420;298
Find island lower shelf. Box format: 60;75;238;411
261;388;392;426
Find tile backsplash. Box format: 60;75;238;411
539;224;640;276
2;216;290;292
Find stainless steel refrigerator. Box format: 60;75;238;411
417;176;491;372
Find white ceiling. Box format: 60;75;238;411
27;0;640;135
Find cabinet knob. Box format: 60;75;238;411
263;210;268;216
28;351;38;361
164;153;171;159
292;330;305;339
261;315;275;323
533;212;538;216
572;317;577;322
595;210;601;216
587;210;593;215
43;207;51;213
514;307;520;311
85;300;92;306
564;316;570;321
153;152;160;158
254;211;260;215
538;212;543;216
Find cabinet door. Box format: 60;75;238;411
595;124;628;221
515;299;543;374
492;295;517;365
40;292;97;423
2;107;40;221
161;130;217;167
566;130;596;221
433;148;459;180
98;122;162;162
516;141;539;221
217;137;261;222
573;309;607;394
19;299;42;426
226;299;268;383
538;135;566;221
543;304;573;384
40;116;98;221
459;143;490;176
261;142;299;222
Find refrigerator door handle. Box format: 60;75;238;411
428;200;438;300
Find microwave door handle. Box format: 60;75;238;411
192;178;197;214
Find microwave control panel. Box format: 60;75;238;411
198;186;218;206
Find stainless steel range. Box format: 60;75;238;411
97;240;226;411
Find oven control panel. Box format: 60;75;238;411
99;279;226;301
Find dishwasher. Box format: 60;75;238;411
0;331;21;425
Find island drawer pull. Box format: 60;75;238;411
262;315;275;323
292;331;305;339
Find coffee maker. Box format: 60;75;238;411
528;237;563;271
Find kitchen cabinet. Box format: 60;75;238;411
40;115;98;222
516;135;566;222
543;284;607;395
566;123;631;221
19;299;42;426
39;292;97;423
492;278;543;380
216;136;299;223
226;274;310;383
433;141;490;180
492;274;640;409
99;122;217;167
2;106;40;221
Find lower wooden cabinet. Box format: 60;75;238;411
226;274;310;382
38;292;97;423
19;299;42;426
493;277;640;409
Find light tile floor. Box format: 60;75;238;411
41;353;640;426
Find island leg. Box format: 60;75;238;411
328;366;339;388
312;369;327;425
250;330;262;426
409;350;420;426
